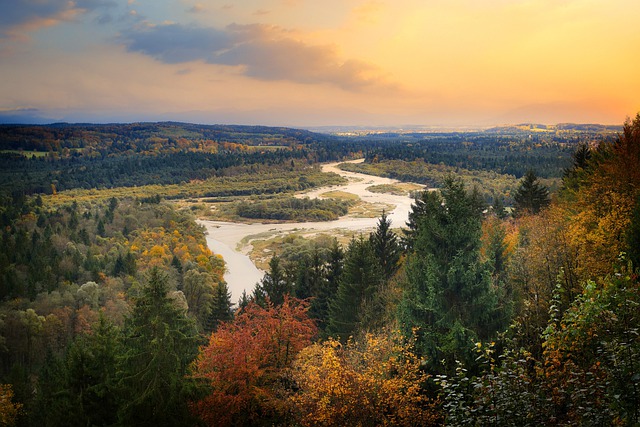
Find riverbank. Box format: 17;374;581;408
198;159;425;303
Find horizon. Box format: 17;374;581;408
0;118;625;133
1;1;638;127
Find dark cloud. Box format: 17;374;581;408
122;24;231;64
0;107;51;124
121;23;384;90
0;0;114;37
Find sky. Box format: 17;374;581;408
0;0;638;127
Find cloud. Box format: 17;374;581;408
0;0;114;38
187;3;206;14
0;107;52;124
121;23;387;90
122;24;232;64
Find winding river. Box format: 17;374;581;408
198;160;423;303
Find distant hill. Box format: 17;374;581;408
0;122;337;153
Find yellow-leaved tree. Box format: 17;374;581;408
289;331;441;426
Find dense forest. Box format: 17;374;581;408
0;116;638;426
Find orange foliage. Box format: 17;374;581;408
0;384;23;426
289;332;441;427
191;297;316;426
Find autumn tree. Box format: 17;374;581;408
290;332;441;426
0;384;22;426
192;297;316;426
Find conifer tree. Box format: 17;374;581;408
369;211;402;281
208;281;233;331
398;177;501;372
514;170;550;216
116;267;200;426
258;255;291;306
327;237;382;339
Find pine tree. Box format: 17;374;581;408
259;255;291;306
492;196;507;219
208;281;233;331
314;240;343;334
398;177;501;373
115;267;200;426
514;170;550;216
327;237;382;339
369;211;402;281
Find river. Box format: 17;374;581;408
197;159;423;303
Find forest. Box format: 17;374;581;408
0;116;638;426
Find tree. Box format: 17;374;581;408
492;196;508;219
513;170;550;216
290;332;441;427
182;269;216;332
0;384;22;426
32;316;122;426
398;177;501;372
369;211;402;281
116;267;200;426
192;297;316;426
255;255;291;306
314;240;343;334
207;281;233;331
327;237;382;339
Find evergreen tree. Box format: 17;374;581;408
492;196;507;219
327;237;382;339
563;143;592;191
115;267;200;426
238;289;251;312
207;281;233;331
259;255;291;306
314;240;343;334
369;211;402;281
403;190;433;250
96;218;106;237
514;170;550;216
627;195;640;269
398;177;501;373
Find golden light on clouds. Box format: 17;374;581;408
0;0;638;125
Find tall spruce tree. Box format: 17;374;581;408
256;255;291;306
116;267;200;426
369;211;402;281
327;237;382;339
514;170;550;216
315;240;344;334
207;281;233;331
398;177;501;372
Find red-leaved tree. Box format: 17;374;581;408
191;297;316;426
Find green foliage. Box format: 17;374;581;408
0;122;339;196
116;268;201;426
253;255;291;307
439;267;640;426
327;237;383;339
235;196;352;222
513;170;550;216
398;177;503;372
31;316;121;426
369;211;402;281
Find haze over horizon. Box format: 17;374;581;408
1;0;638;127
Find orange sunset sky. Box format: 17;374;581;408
0;0;638;127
